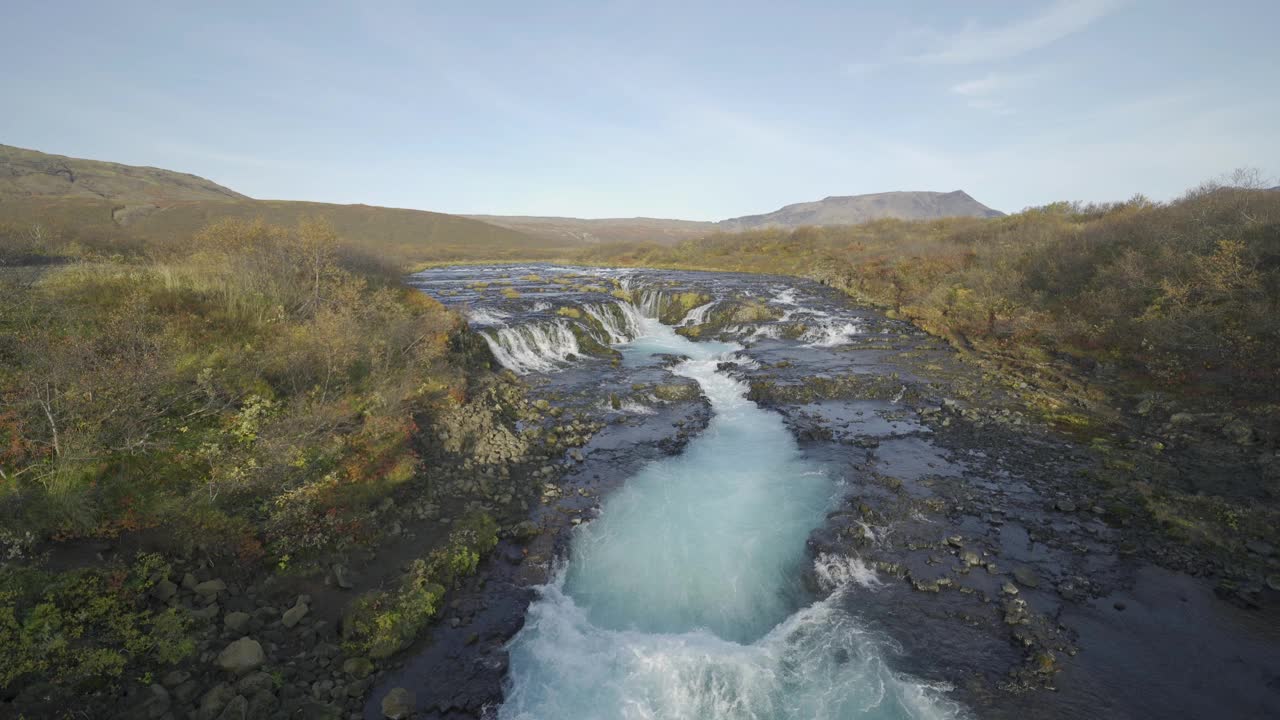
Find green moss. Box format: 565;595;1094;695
0;554;195;690
657;291;712;325
343;512;498;659
653;383;700;402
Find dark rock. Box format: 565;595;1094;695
224;611;251;634
235;671;274;695
141;684;170;719
214;694;248;720
196;683;235;720
1012;566;1040;588
151;579;177;602
343;657;375;679
282;600;309;628
216;637;266;674
381;687;415;719
333;564;354;590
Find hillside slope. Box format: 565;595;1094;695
718;190;1003;230
0;197;567;263
0;144;247;203
0;145;566;263
465;215;715;245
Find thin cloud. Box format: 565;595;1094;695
950;72;1034;96
910;0;1124;65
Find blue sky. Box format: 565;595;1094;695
3;0;1277;219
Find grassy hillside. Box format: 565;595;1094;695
465;214;715;245
0;216;542;710
0;196;572;265
0;144;247;203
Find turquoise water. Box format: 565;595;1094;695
500;316;966;720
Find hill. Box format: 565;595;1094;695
472;191;1005;244
0;145;568;263
464;214;714;245
718;190;1003;230
0;143;247;203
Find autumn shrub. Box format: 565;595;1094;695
0;553;194;691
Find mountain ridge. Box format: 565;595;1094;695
3;144;1007;248
0;143;248;204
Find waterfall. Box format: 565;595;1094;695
583;302;644;344
680;300;717;326
635;288;666;319
482;321;581;374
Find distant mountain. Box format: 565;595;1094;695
475;191;1005;245
0;144;247;204
717;191;1003;231
465;215;715;245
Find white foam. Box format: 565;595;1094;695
803;320;865;347
814;552;883;592
466;307;510;326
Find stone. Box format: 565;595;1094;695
1245;540;1275;557
151;579;178;602
216;637;266;674
214;694;248;720
142;683;171;719
282;601;310;628
195;579;227;600
960;550;981;566
1012;566;1040;588
333;564;354;590
197;683;236;720
236;671;275;695
224;611;252;633
1266;575;1280;592
343;657;375;679
191;602;221;620
1001;581;1019;596
381;687;415;719
161;669;190;688
1055;498;1077;513
173;679;201;704
182;572;200;590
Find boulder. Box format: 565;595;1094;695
141;683;170;719
1012;566;1040;589
151;579;177;602
343;657;375;679
235;671;275;695
224;611;251;634
214;694;248;720
381;687;415;719
282;600;309;628
195;579;227;600
216;637;266;674
332;563;354;589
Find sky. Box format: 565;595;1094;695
2;0;1277;220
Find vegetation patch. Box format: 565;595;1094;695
342;512;498;659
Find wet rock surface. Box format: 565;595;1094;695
371;264;1279;719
